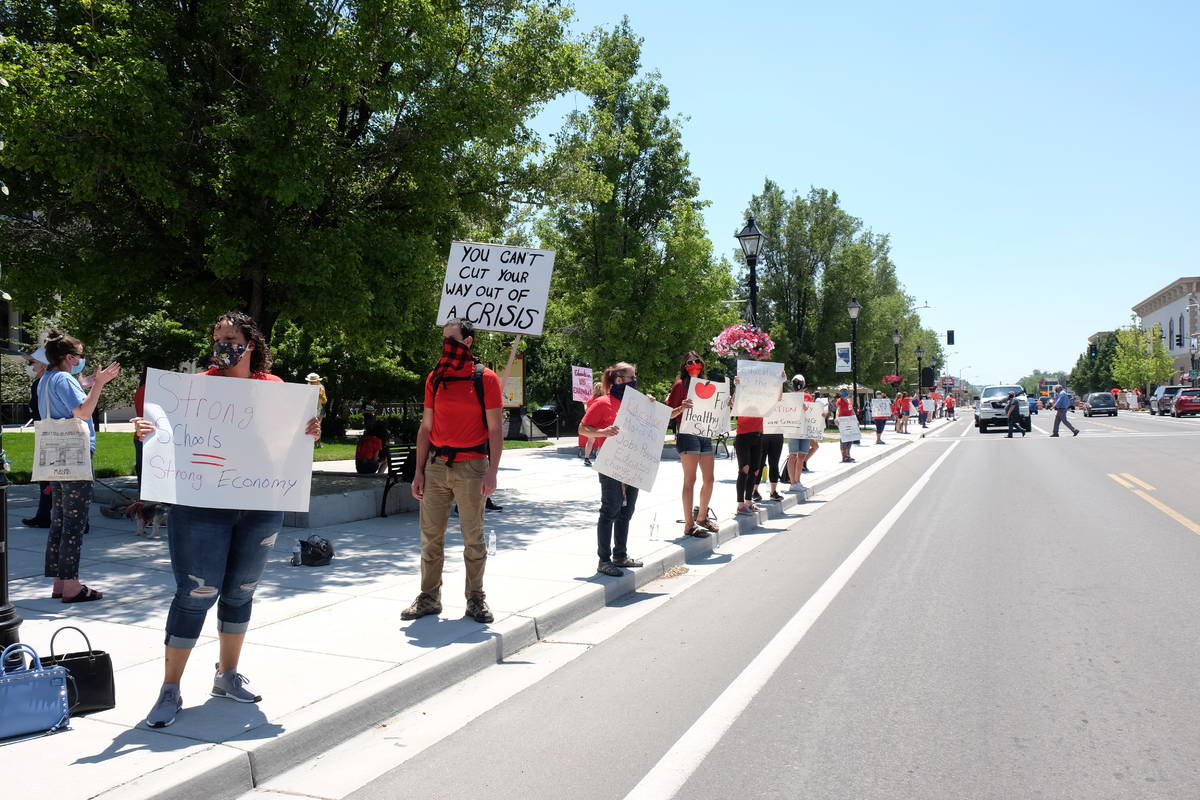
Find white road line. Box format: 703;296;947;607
623;440;961;800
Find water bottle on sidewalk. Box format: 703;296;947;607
487;529;497;557
649;512;659;541
291;541;301;566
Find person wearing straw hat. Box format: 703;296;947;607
306;373;327;447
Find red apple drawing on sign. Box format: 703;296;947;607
694;382;717;399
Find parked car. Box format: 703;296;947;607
1149;385;1187;415
1169;388;1200;417
1083;392;1117;417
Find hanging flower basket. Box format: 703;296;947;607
711;323;775;360
882;374;903;386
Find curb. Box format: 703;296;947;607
145;436;923;800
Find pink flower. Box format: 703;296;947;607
712;323;776;360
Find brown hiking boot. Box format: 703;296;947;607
466;596;493;623
401;593;442;620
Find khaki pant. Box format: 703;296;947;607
418;457;488;601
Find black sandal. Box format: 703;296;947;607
686;525;711;538
63;585;104;603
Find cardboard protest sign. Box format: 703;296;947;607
593;386;672;493
140;368;318;512
763;392;806;437
502;353;524;408
870;399;893;419
921;398;935;413
436;241;555;335
804;399;828;439
678;379;730;438
572;366;594;403
733;360;786;417
837;415;861;443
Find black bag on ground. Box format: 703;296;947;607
42;626;115;715
300;535;334;566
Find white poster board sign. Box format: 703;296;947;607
140;368;317;512
804;399;827;439
678;379;730;438
572;366;593;403
763;392;806;437
593;387;672;493
835;342;852;373
921;398;935;413
733;360;786;417
870;399;893;419
1125;391;1137;409
436;241;555;335
837;415;861;443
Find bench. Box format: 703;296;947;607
381;442;416;518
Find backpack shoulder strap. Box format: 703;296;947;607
473;363;488;429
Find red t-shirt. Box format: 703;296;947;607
578;394;605;447
580;394;621;451
356;435;384;461
945;397;956;409
899;397;912;412
424;365;502;461
736;416;763;434
202;366;283;382
836;397;854;417
666;379;688;409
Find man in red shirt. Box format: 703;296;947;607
404;319;504;624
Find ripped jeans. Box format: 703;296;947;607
164;505;282;649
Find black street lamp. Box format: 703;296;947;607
915;345;925;394
0;357;17;654
736;216;766;327
891;329;902;383
847;298;862;414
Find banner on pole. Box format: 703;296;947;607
835;343;852;373
436;241;555;335
763;392;806;437
733;360;786;417
678;379;730;438
837;415;861;442
140;368;317;512
571;366;594;403
593;387;672;493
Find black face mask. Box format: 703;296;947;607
610;379;637;399
212;341;248;369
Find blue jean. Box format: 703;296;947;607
164;505;282;649
597;473;637;563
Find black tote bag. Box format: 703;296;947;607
42;626;115;715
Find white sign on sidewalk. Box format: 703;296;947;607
733;360;786;417
436;241;555;335
837;415;861;442
140;368;318;512
678;379;730;438
804;399;827;439
593;387;672;493
571;365;593;403
763;392;806;437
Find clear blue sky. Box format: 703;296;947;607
536;1;1200;386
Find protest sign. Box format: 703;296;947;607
436;241;555;335
835;343;852;373
803;399;828;439
572;365;594;403
870;399;893;419
593;386;672;493
140;368;317;512
837;415;861;442
733;360;786;417
763;392;806;437
921;398;935;413
678;379;730;438
501;353;525;408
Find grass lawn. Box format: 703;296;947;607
6;432;554;483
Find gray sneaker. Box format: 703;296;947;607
211;664;262;703
145;683;182;728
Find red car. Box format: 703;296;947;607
1170;388;1200;417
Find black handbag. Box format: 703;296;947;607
42;626;115;715
300;535;334;566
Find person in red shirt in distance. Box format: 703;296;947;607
836;390;856;463
404;319;503;625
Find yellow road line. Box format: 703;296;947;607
1133;490;1200;536
1120;473;1156;491
1108;473;1134;489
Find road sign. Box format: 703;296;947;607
941;376;954;387
1190;369;1199;380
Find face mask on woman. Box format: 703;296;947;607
685;363;703;377
611;378;637;400
70;358;87;376
212;341;248;369
25;363;37;378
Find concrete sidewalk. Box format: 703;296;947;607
0;416;955;798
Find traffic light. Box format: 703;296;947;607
1088;343;1098;358
1177;334;1184;348
947;330;955;346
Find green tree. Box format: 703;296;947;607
0;0;582;351
1148;324;1177;385
1111;323;1153;390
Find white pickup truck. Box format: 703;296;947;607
975;385;1030;432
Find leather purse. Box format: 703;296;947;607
42;626;115;715
0;643;73;740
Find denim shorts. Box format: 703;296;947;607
675;433;714;455
786;438;811;455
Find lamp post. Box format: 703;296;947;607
891;329;902;384
735;216;765;327
1191;339;1199;388
847;298;862;415
0;352;17;655
915;345;925;395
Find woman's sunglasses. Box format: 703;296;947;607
685;359;703;366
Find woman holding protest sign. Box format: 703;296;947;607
41;331;121;604
578;362;646;577
665;351;716;538
132;312;321;729
836;389;857;463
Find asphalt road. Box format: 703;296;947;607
344;412;1200;800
